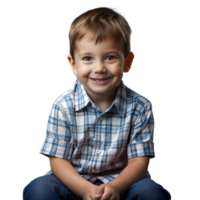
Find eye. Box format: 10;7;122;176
83;57;90;60
108;56;115;58
83;56;115;61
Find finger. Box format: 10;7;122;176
95;184;105;199
110;194;120;200
84;195;92;200
101;190;112;200
95;194;102;199
101;193;112;200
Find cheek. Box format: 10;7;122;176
77;66;91;77
110;66;123;77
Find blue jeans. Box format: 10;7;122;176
23;174;171;200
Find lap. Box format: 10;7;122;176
93;177;170;200
121;178;171;200
23;174;80;200
23;175;170;200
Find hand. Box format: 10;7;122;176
83;184;103;200
95;183;120;200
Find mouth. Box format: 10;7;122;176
90;77;111;82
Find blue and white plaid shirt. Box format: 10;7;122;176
40;80;155;183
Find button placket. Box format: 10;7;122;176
99;116;103;121
91;117;103;173
96;150;101;154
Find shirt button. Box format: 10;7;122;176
96;150;101;154
99;117;103;121
91;169;96;173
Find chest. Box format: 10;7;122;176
97;104;111;113
67;106;132;147
98;106;110;113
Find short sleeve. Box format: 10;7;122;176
40;102;74;159
127;101;155;159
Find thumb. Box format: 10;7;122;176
95;184;105;199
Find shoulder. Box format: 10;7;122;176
52;83;76;111
125;85;151;105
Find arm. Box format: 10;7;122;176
96;102;154;200
109;156;150;194
49;156;102;200
116;100;154;192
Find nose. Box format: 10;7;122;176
93;61;106;73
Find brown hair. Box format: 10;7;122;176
69;7;131;59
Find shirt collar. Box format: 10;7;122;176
73;80;127;117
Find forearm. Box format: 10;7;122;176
108;156;149;195
49;156;93;198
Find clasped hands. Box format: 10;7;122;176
83;182;121;200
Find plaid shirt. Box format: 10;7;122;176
40;80;155;183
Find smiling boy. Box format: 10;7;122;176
23;7;171;200
68;34;129;112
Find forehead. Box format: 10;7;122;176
74;32;123;54
76;34;117;47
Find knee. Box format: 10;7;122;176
23;176;53;200
138;181;170;200
127;178;171;200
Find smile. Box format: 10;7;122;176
93;78;109;81
90;77;112;84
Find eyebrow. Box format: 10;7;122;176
78;51;120;57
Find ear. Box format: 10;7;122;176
67;55;77;76
125;51;134;69
124;51;134;74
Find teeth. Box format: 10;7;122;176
94;78;108;81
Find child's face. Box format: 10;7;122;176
68;34;133;100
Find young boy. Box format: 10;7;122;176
23;7;171;200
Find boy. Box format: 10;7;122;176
23;7;171;200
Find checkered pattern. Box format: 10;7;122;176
40;80;155;183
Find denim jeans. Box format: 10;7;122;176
23;174;171;200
